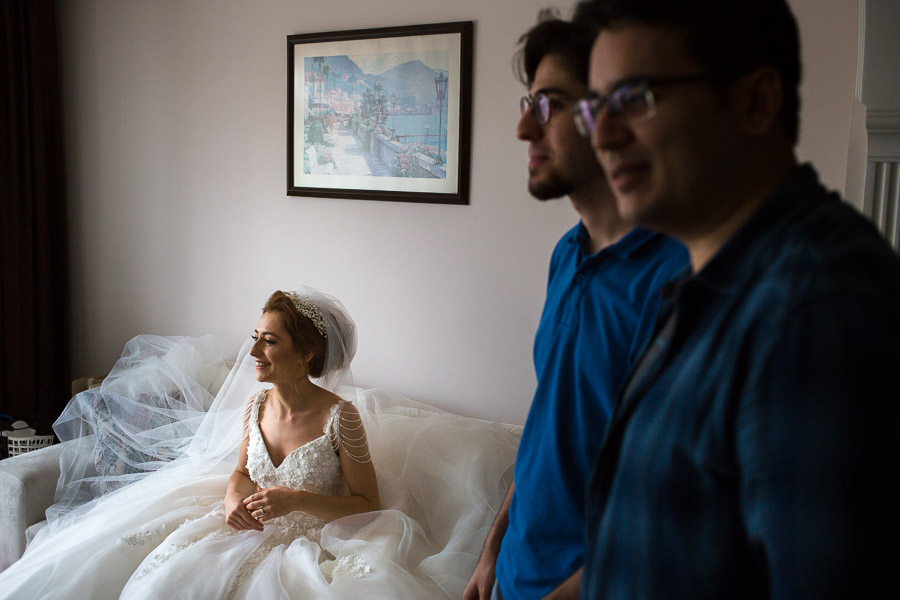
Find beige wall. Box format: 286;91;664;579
790;0;860;196
57;0;861;425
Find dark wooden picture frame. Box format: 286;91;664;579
287;21;473;204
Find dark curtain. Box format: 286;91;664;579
0;0;70;437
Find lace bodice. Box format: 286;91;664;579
246;391;346;492
244;391;348;541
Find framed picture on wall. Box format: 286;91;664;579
287;21;473;205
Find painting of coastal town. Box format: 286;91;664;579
288;23;472;204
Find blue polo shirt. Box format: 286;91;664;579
496;223;687;600
581;165;900;599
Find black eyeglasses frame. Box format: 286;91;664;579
572;74;709;137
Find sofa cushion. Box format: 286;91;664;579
0;443;64;571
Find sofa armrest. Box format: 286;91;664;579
0;442;64;571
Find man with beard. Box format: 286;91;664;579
463;12;686;600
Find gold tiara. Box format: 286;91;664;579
286;291;327;338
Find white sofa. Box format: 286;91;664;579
0;441;66;570
0;374;109;571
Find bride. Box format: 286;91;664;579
0;287;519;599
224;290;379;537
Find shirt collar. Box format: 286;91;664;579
688;164;822;296
573;222;663;261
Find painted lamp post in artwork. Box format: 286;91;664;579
434;72;448;157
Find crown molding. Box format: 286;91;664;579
867;109;900;132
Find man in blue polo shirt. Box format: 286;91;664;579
463;12;687;600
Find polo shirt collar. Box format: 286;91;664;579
573;222;662;261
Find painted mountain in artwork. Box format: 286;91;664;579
378;60;449;110
316;56;448;112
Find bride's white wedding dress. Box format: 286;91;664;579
118;393;365;599
0;335;520;599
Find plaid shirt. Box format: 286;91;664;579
581;165;900;600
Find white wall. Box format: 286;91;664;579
790;0;860;197
860;0;900;109
58;0;861;425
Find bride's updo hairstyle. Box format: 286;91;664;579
262;286;357;388
263;290;328;377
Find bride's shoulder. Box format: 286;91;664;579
324;396;364;431
246;388;268;411
315;391;354;427
322;391;354;417
326;400;370;462
241;389;269;436
333;398;359;418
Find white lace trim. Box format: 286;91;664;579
320;553;372;581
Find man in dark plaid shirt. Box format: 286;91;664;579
570;0;900;598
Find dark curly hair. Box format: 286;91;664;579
514;8;597;87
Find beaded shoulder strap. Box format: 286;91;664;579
241;390;265;441
327;401;371;464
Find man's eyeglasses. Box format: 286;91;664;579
520;92;570;126
572;74;709;137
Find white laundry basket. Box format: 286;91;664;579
6;435;56;457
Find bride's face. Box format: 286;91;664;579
250;311;310;384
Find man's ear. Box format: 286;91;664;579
733;66;784;138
